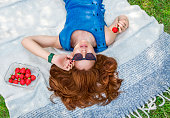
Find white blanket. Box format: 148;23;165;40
0;0;164;117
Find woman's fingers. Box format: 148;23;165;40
66;54;73;60
64;65;70;71
118;20;128;33
63;60;70;68
72;61;75;67
64;67;70;71
54;54;75;71
118;23;123;33
70;63;73;70
116;15;129;34
63;60;74;71
60;54;75;71
69;60;74;69
119;21;126;28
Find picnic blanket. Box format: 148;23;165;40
0;0;169;118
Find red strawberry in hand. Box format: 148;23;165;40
112;27;119;33
25;73;31;78
9;79;13;83
30;75;36;81
25;69;31;74
13;80;18;84
20;79;26;85
26;78;31;86
11;75;15;80
15;68;20;74
20;68;26;74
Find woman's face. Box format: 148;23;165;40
72;40;96;70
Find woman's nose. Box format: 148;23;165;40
81;50;87;58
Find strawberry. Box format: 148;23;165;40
15;73;20;79
11;75;15;80
20;79;25;85
25;69;31;74
9;79;13;83
15;68;20;74
26;78;31;86
20;68;26;74
13;80;18;84
23;77;27;80
17;78;21;82
112;27;119;33
25;73;31;78
30;75;36;81
19;74;24;79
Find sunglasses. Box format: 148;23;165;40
72;53;96;61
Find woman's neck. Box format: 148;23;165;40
71;31;97;48
71;38;95;48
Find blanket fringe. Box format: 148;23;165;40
142;97;157;113
127;88;170;118
138;107;150;118
157;95;165;106
126;114;131;118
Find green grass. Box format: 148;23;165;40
0;95;9;118
0;0;170;118
128;0;170;34
128;92;170;118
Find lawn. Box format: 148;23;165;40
0;0;169;117
128;0;170;34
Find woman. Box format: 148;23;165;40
22;0;128;110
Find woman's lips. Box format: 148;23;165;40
80;44;88;48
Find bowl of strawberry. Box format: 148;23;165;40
4;62;40;89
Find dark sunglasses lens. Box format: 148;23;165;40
86;53;96;60
73;53;83;60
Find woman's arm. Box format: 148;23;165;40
21;35;62;61
22;35;74;71
105;15;129;46
105;26;118;46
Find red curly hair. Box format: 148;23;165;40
48;54;123;110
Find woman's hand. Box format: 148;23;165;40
51;54;75;71
110;15;129;34
117;15;129;33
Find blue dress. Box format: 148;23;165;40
59;0;108;52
